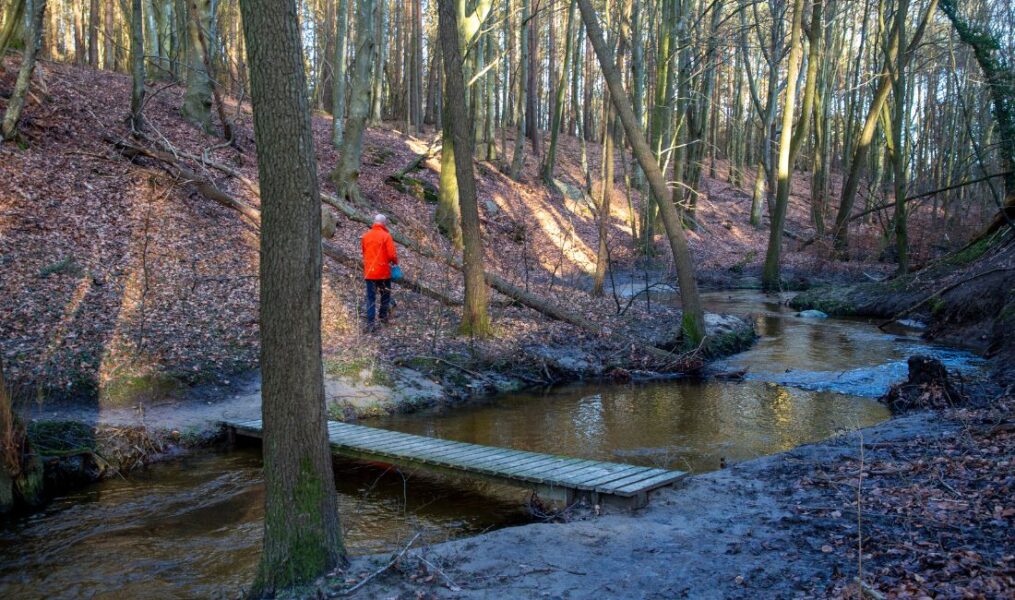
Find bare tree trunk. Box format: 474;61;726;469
331;0;349;147
577;0;706;345
2;0;46;143
130;0;146;131
542;0;576;185
760;0;805;291
891;0;909;275
509;0;529;179
182;0;213;130
331;0;376;205
437;0;491;336
238;0;345;593
0;0;27;66
88;0;99;66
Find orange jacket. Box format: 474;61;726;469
361;224;398;280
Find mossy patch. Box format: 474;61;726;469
27;420;96;457
325;357;394;387
100;371;181;408
38;257;84;279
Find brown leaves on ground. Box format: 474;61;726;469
799;394;1015;598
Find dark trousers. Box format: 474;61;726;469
365;279;391;323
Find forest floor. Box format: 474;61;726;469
333;385;1014;599
0;56;935;419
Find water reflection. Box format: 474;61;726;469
0;449;529;599
376;380;890;474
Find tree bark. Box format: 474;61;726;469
761;0;806;290
331;0;376;205
182;0;213;130
576;0;706;346
438;0;491;336
2;0;46;143
238;0;345;593
0;0;27;66
509;0;529;179
130;0;146;131
331;0;349;147
542;0;576;185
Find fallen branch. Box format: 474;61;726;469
339;532;421;596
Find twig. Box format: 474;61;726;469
339;532;421;596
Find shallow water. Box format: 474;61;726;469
0;290;985;598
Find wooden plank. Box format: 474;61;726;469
594;469;673;494
575;465;656;488
612;470;685;495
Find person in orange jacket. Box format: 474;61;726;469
361;214;398;327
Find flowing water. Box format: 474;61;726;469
0;291;985;598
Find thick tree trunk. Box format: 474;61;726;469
238;0;345;593
438;0;491;336
181;0;213;130
331;0;376;205
1;0;46;143
577;0;706;346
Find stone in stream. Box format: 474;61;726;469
795;309;828;319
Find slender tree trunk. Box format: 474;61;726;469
437;0;491;336
87;0;99;66
891;0;909;274
239;0;345;593
370;0;385;123
577;0;705;345
526;1;540;154
761;0;805;291
2;0;46;143
130;0;146;131
331;0;349;147
332;0;376;205
0;0;27;65
509;0;529;179
542;0;576;185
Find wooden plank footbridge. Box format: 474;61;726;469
222;419;685;508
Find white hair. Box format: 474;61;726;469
373;213;387;225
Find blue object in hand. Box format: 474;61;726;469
390;265;403;281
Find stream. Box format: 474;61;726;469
0;291;985;598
